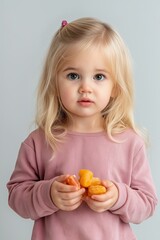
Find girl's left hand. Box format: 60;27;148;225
84;180;119;213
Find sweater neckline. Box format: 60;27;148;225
67;131;106;137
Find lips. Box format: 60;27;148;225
77;98;94;106
78;98;93;103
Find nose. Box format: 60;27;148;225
78;80;92;94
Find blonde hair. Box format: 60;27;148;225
36;17;146;150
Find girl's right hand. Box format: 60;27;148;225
50;175;85;211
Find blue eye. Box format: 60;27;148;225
67;73;79;80
94;74;105;81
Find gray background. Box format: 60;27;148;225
1;0;159;239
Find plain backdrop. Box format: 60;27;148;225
1;1;159;239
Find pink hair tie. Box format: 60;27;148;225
61;20;68;28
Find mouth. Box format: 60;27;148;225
77;98;94;106
78;98;93;102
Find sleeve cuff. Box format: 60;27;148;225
40;178;59;212
110;182;127;211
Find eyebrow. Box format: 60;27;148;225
63;67;109;73
95;69;109;73
63;67;79;72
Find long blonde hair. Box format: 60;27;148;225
36;17;146;150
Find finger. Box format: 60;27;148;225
54;174;70;183
62;195;83;206
61;200;83;211
85;196;113;212
101;180;114;188
90;193;108;202
83;197;102;211
58;193;84;210
55;181;78;192
61;188;86;200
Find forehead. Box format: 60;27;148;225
60;43;110;70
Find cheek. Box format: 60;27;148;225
59;87;73;108
99;88;113;106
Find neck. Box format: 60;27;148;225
67;116;105;133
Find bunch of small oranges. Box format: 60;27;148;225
65;169;107;196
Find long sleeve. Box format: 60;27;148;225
110;145;158;223
7;142;59;220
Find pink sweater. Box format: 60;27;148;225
7;129;157;240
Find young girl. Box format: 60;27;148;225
7;17;157;240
